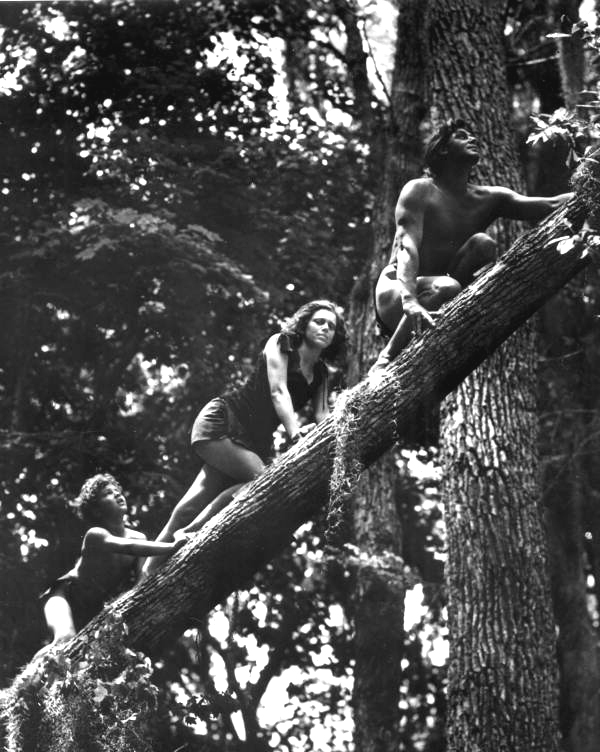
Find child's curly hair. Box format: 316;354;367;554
73;473;124;524
280;299;348;362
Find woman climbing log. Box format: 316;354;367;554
141;299;347;577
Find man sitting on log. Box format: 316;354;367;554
371;118;573;371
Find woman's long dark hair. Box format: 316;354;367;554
280;299;347;361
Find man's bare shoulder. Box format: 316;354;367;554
396;178;435;218
399;177;436;201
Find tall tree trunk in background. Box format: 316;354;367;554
539;6;600;748
549;0;585;109
540;295;600;752
428;2;561;749
544;450;600;751
582;0;600;642
346;3;427;750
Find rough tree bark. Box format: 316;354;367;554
544;449;600;752
426;1;561;749
549;0;586;110
4;162;598;747
345;3;427;750
540;5;600;748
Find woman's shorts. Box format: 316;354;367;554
190;398;271;461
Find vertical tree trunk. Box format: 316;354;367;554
539;5;600;748
549;0;586;109
347;3;428;750
429;1;561;749
544;452;600;752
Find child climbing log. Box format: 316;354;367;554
38;474;185;650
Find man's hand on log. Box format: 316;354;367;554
403;300;439;336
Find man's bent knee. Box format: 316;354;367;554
426;276;462;305
450;233;497;286
470;232;498;262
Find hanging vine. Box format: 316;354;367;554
326;389;367;547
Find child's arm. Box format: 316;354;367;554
83;528;185;556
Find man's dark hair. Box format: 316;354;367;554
424;118;470;177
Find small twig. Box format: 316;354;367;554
358;14;392;107
508;53;560;67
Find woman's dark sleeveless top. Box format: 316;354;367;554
222;334;328;457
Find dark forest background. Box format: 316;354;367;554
1;1;600;751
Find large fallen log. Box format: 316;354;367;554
117;168;596;655
3;156;599;750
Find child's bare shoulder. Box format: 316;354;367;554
82;526;111;550
125;527;147;541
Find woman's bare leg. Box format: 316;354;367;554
152;465;232;541
173;440;267;535
176;482;245;537
141;439;264;577
199;438;265;481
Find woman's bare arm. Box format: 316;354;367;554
264;334;301;440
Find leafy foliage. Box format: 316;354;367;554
0;0;375;749
0;0;492;749
2;614;162;752
0;0;370;602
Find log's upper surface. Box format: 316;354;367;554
114;188;593;654
12;158;600;664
